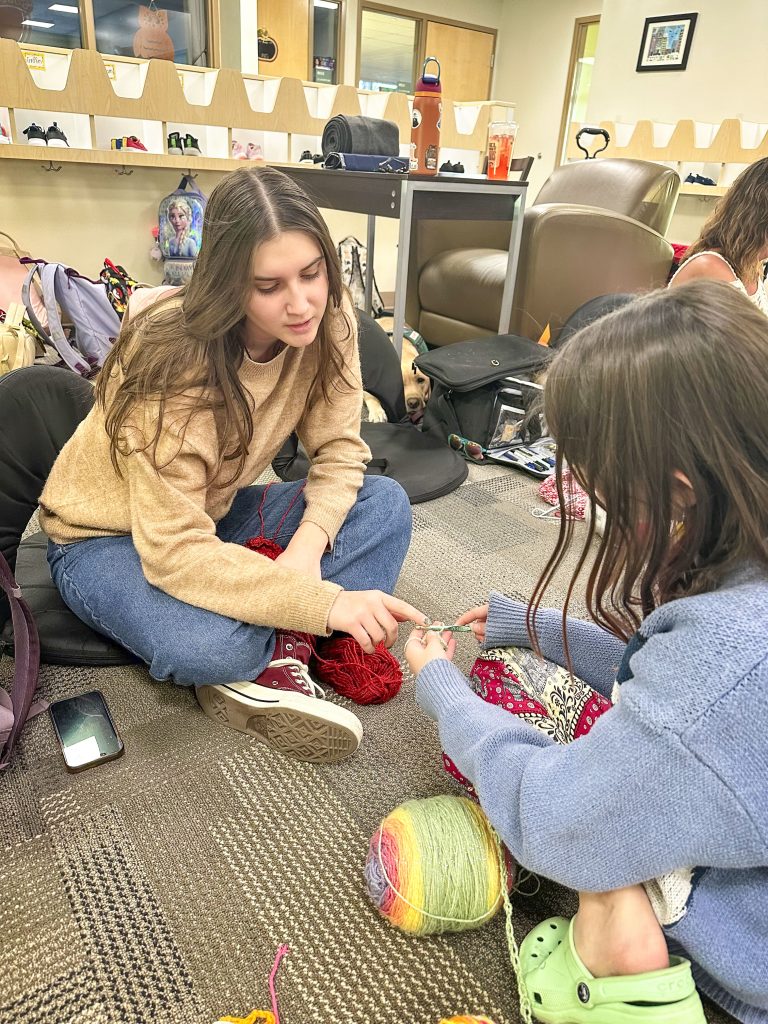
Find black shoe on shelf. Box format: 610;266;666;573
299;149;314;163
684;172;716;186
453;161;465;173
168;131;183;156
312;153;324;163
182;133;201;156
23;123;47;146
439;160;453;171
45;122;69;147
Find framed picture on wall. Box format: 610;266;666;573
636;13;698;72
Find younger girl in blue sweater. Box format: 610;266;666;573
407;282;768;1024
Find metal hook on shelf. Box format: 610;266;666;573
185;169;198;179
115;165;134;176
41;160;62;172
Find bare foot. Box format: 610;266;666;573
573;885;670;978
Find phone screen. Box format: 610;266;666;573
49;690;123;770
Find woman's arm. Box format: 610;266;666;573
295;301;371;548
483;591;626;698
124;426;343;635
416;658;765;891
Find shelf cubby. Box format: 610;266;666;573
0;39;516;176
566;117;768;196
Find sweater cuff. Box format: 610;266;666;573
415;658;476;722
483;591;532;650
289;578;342;636
301;502;350;548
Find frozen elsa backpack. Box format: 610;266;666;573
158;175;207;286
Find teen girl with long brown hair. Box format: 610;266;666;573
41;166;424;764
670;157;768;314
408;283;768;1024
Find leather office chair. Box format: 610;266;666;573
409;159;680;346
0;365;133;666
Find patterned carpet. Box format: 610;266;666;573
0;464;734;1024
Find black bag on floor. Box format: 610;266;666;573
272;311;467;503
415;334;552;451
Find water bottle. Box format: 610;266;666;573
410;57;441;175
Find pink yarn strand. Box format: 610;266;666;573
269;944;290;1024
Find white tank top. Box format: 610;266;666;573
669;250;768;316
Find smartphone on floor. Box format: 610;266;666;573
49;690;124;773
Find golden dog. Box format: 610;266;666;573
363;337;431;424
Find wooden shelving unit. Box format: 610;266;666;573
0;141;268;173
566;118;768;198
677;183;728;198
0;39;516;174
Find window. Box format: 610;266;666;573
312;0;340;84
11;0;83;49
93;0;209;66
557;16;600;164
357;4;495;100
1;0;213;66
358;7;419;93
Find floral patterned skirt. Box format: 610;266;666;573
443;647;613;797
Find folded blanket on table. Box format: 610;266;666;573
322;115;400;157
323;153;408;172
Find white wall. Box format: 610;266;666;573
588;1;768;124
587;1;768;243
493;0;603;198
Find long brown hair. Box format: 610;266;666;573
685;157;768;282
96;166;354;481
529;282;768;653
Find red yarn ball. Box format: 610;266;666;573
313;637;403;705
245;536;284;561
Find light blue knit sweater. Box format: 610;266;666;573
415;567;768;1023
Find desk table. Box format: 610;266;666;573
275;166;528;355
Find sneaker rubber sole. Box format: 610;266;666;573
26;139;46;146
47;139;69;147
196;683;362;764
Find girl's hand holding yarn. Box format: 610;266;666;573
404;624;456;674
455;603;489;644
328;591;428;654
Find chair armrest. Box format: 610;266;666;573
511;204;673;340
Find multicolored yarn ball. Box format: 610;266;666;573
439;1017;497;1024
364;795;507;935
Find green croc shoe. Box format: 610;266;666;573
519;916;706;1024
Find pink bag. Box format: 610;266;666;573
0;232;47;328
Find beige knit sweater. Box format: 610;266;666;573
39;298;371;636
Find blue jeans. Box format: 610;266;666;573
47;476;412;687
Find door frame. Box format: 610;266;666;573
356;1;497;96
308;0;345;84
556;14;600;165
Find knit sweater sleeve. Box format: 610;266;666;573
295;302;371;546
122;426;341;635
415;659;766;892
484;591;625;698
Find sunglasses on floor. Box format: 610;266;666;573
448;433;488;461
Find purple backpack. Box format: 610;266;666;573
22;259;121;377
